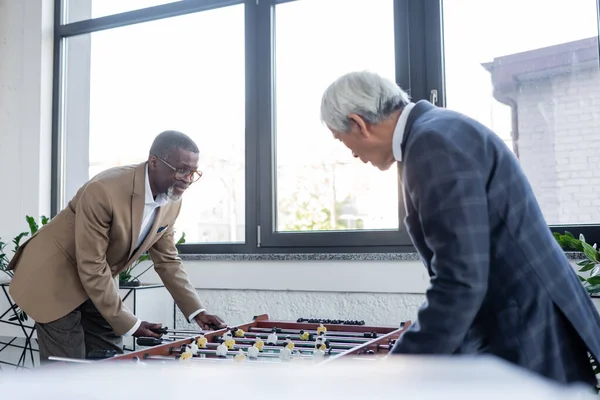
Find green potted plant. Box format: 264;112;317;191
553;231;600;296
119;231;186;287
554;231;600;377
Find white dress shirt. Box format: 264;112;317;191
123;166;204;336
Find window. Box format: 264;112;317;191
54;0;600;254
441;0;600;226
273;0;399;233
255;0;411;248
61;4;246;244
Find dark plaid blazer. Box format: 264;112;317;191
390;100;600;388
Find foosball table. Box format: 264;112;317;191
29;315;596;399
92;314;411;365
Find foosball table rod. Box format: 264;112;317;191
142;355;285;364
211;337;359;350
48;357;94;364
136;337;339;352
234;332;373;344
142;350;318;362
248;326;379;338
164;330;373;343
163;335;371;348
176;344;340;355
168;344;344;357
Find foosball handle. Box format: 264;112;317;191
87;349;117;359
151;326;168;334
137;337;163;347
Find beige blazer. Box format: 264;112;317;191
7;162;203;335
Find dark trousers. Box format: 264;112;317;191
35;299;123;362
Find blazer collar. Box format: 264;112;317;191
400;100;436;160
129;162;158;259
132;162;147;198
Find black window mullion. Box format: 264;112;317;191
255;0;277;250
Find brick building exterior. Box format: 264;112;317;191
483;37;600;225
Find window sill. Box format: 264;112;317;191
179;251;583;262
161;251;584;294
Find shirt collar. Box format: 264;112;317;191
392;102;416;162
145;164;169;206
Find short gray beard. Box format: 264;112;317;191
167;185;182;202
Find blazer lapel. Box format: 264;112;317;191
129;163;147;259
400;100;436;159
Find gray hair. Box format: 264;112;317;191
149;130;199;160
320;71;410;133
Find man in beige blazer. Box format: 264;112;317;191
7;130;226;362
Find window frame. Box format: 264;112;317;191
51;0;600;255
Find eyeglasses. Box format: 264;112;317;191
157;156;203;183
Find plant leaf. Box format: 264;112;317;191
581;241;599;263
579;262;596;272
587;276;600;285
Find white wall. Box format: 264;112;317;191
0;0;53;242
0;0;53;369
137;259;429;328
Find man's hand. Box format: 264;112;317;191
194;311;226;331
132;321;163;338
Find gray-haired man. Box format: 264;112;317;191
320;70;600;389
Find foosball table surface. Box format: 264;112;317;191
103;314;411;366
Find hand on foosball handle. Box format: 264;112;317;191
132;321;164;338
194;311;227;331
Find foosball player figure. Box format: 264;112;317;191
284;336;294;351
314;336;327;351
279;344;292;361
248;343;260;359
224;331;236;350
299;329;311;341
180;345;194;362
234;348;247;362
197;334;208;349
267;328;278;345
232;327;245;338
254;335;265;351
216;342;228;358
190;340;199;355
134;358;148;367
221;330;230;340
316;323;327;335
313;348;325;360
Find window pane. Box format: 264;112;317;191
274;0;399;232
64;5;245;244
64;0;182;23
442;0;600;225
